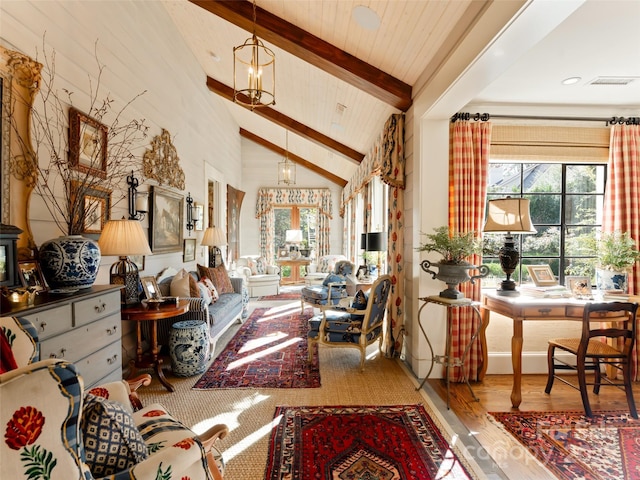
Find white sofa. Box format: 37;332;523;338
304;254;349;285
236;255;281;297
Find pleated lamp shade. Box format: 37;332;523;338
98;219;151;304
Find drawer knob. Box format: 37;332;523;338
107;325;118;335
538;308;552;315
107;354;118;365
39;322;47;332
95;302;106;313
49;348;66;359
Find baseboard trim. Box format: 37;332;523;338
486;351;577;375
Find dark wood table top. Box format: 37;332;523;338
121;299;189;321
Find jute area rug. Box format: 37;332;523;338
193;304;320;389
266;404;472;479
490;410;640;479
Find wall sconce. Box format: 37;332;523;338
186;192;194;236
127;170;148;221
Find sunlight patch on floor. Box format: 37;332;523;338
190;392;271;434
239;331;288;354
223;414;283;463
227;337;302;371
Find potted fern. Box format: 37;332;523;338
417;226;488;299
595;231;640;293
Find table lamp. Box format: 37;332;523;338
202;226;226;267
365;232;387;277
98;219;152;305
285;229;303;258
483;197;536;296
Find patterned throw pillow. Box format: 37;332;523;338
202;278;219;303
197;281;212;305
246;257;258;275
255;257;267;274
323;273;345;286
351;289;368;320
81;394;148;476
209;265;234;294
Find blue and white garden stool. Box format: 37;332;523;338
169;320;210;377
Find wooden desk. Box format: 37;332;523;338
480;292;636;409
277;258;311;284
121;299;189;392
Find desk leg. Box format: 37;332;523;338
478;306;491;381
511;320;523;408
150;320;175;392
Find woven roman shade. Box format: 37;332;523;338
491;125;610;163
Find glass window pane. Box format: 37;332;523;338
564;195;603;225
566;165;606;193
527;194;561;225
274;208;291;256
487;164;522;194
523;163;562;193
522;227;560;257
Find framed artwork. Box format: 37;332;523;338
140;276;161;300
17;260;46;291
526;265;557;286
150;186;184;253
71;181;111;234
566;276;593;299
194;203;204;231
183;238;196;262
130;254;145;272
227;185;245;263
69;107;108;179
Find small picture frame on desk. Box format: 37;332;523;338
565;275;593;299
526;265;557;286
17;260;46;291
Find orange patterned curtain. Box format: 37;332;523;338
448;120;492;381
602;124;640;378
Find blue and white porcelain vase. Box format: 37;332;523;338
595;267;629;294
39;235;101;289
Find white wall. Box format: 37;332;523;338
238;137;344;258
1;1;243;282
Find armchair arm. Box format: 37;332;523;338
230;276;244;294
236;265;252;279
266;265;281;275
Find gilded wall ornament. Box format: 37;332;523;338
142;129;185;190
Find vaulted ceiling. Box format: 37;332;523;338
163;0;640;186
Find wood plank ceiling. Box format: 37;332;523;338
163;0;481;185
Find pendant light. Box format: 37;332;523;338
278;130;296;185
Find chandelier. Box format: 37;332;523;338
233;0;275;109
278;130;296;185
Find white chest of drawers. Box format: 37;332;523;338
4;285;123;388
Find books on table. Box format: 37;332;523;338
519;284;572;298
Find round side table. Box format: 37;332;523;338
169;320;210;377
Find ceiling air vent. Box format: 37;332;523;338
588;76;638;86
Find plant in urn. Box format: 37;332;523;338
418;226;488;299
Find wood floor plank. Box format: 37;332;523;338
427;374;640;479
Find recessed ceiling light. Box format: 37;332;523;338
561;77;581;85
352;5;380;30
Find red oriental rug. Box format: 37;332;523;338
265;404;472;479
490;410;640;479
258;291;302;301
193;305;320;389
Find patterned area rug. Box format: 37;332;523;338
258;290;302;301
193;305;320;389
490;410;640;479
265;404;472;479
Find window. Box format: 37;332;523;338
484;162;606;286
274;206;318;256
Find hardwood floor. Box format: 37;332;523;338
426;374;639;479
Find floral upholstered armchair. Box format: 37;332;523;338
0;316;228;480
307;275;392;371
300;259;356;312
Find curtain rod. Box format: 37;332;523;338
451;112;639;126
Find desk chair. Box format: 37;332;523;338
545;301;639;418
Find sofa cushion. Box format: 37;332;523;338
170;269;199;298
81;394;148;476
198;264;234;294
323;273;345;286
197;281;212;305
201;278;219;303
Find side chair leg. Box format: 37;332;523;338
577;356;593;417
545;345;556;394
593;359;601;394
623;361;638;419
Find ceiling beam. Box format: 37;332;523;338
190;0;412;111
240;128;347;188
207;76;364;164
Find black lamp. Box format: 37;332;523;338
483;197;536;296
365;232;387;277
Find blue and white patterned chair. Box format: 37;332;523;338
300;259;356;312
307;275;392;371
0;316;228;480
